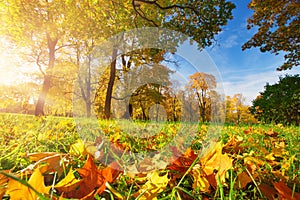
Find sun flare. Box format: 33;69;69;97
0;56;17;86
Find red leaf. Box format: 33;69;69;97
58;155;121;199
167;147;197;173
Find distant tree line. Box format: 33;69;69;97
250;74;300;126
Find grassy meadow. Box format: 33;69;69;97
0;113;299;199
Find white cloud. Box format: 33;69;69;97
222;35;239;48
221;67;300;105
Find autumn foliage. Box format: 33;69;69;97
0;119;299;199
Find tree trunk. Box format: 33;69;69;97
35;35;58;116
104;47;118;119
86;54;92;117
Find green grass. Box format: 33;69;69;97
0;113;299;199
0;113;78;170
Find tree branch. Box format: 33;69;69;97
135;0;200;15
132;0;159;26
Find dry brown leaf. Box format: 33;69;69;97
223;136;244;154
23;152;69;177
167;146;198;174
265;129;279;137
273;181;300;200
26;152;59;161
236;171;252;189
244;156;265;174
259;183;279;200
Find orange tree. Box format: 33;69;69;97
242;0;300;70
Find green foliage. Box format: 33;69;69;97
243;0;300;70
250;74;300;125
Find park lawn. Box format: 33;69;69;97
0;113;299;199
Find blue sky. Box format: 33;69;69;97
204;0;300;104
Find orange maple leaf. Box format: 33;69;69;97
167;146;198;173
56;155;120;199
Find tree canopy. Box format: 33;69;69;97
250;74;300;125
0;0;236;117
242;0;300;70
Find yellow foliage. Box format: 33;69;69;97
6;168;50;200
133;171;169;200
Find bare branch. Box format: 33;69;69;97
55;43;75;52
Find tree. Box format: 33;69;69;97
1;0;235;117
250;74;300;125
0;83;38;114
242;0;300;70
101;0;236;119
188;72;217;123
0;1;77;115
225;94;257;124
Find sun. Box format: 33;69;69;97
0;37;37;86
0;50;19;86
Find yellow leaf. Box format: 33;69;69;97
69;139;87;156
200;142;233;186
55;167;81;193
265;153;275;161
133;171;169;200
6;168;51;200
191;164;210;192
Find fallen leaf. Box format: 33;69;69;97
133;171;169;200
55;167;81;193
243;127;253;134
58;155;120;199
191;164;210;192
23;152;69;177
200;142;233;187
273;181;300;200
236;171;252;189
223;136;244;154
258;183;279;200
26;152;59;161
69;139;87;156
244;156;265;174
265;129;279;137
167;146;198;174
0;171;9;199
6;167;51;200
